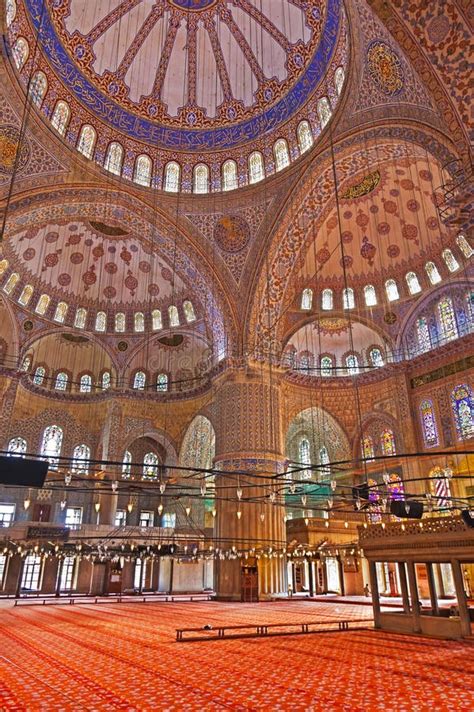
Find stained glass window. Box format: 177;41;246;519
77;125;96;160
29;71;47;106
152;309;162;330
41;425;63;468
320;355;333;377
168;305;180;327
416;316;431;353
51;101;70;136
53;301;68;323
441;248;459;273
301;288;313;310
319;445;330;478
104;142;123;175
122;451;132;478
283;346;297;369
0;260;9;276
55;372;68;391
134;154;152;187
248;151;264;184
143;452;159;480
74;308;87;329
72;444;90;474
114;313;125;333
437;296;458;342
18;284;34;306
134;312;145;332
456;233;473;258
222;160;238;191
381;429;396;456
79;374;92;393
133;371;146;390
367;478;381;522
405;271;421;295
429;466;451;510
425;261;442;285
420;399;439;448
193;164;209;194
156;373;168;392
12;37;28;70
6;0;16;26
369;348;384;368
95;311;107;332
33;366;45;385
3;272;19;295
297;121;313;153
317;97;332;128
364;285;377;306
466;291;474;323
343;287;355;309
164;161;180;192
299;351;313;374
183;300;196;323
335;66;345;95
274;139;290;171
8;437;27;457
298;437;311;479
387;473;404;501
346;354;359;375
362;436;374;461
451;384;474;440
385;279;399;302
101;371;111;390
322;289;333;310
20;355;31;371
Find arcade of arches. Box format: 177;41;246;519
0;0;473;708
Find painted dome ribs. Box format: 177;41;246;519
231;0;292;53
204;17;232;102
218;7;266;85
116;5;165;81
151;14;180;100
186;16;198;106
85;0;143;46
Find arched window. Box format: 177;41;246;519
367;477;382;522
334;66;345;96
168;305;180;327
283;346;297;369
346;353;359;375
222;159;238;191
317;97;332;128
133;371;146;390
385;279;399;302
122;450;132;478
8;437;27;457
152;309;162;330
134;312;145;332
53;301;68;323
72;444;90;474
425;261;442;285
156;373;168;392
79;374;92;393
74;307;87;329
20;355;31;372
364;285;377;307
3;272;19;295
77;125;96;160
104;142;123;176
343;287;355;310
29;71;47;106
320;355;333;377
301;288;313;310
51;101;70;136
164;161;180;192
298;437;311;479
405;271;421;295
297;121;313;153
55;372;68;391
115;312;125;333
18;284;34;306
299;351;313;374
456;233;473;258
6;0;17;27
33;366;45;385
193;164;209;194
429;466;451;510
143;452;159;480
134;154;152;187
0;259;9;276
248;151;264;184
381;429;396;456
437;296;458;342
321;289;333;310
467;291;474;322
416;316;431;353
361;435;374;461
420;399;439;447
369;348;384;368
387;473;404;502
101;371;111;390
183;300;196;323
319;445;330;478
35;294;50;315
442;248;460;273
12;37;29;70
41;425;63;468
95;311;107;332
451;384;474;440
273;139;290;172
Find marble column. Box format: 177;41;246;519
213;368;287;600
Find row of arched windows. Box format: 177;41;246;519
29;367;112;393
7;428;88;472
297;438;331;480
122;451;161;480
414;292;473;356
10;32;345;192
420;384;474;447
132;371;168;392
361;429;397;461
284;347;385;376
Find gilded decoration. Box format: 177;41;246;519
0;125;30;175
213;215;251;254
366;41;404;95
341;170;380;200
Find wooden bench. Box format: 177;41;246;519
176;618;372;641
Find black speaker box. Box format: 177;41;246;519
461;510;474;528
390;499;424;519
352;483;370;502
0;456;48;487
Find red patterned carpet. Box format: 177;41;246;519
0;600;472;711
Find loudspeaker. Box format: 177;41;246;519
352;483;370;502
390;499;424;519
461;510;474;528
0;456;48;488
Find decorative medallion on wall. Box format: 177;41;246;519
366;41;403;95
0;125;30;175
117;341;128;351
384;312;397;325
213;215;250;254
23;320;33;331
341;170;380;200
